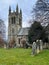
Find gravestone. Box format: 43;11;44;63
32;40;43;55
39;40;43;51
36;40;40;54
32;42;37;55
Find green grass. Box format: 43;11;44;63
0;48;49;65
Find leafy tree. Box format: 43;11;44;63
28;21;46;44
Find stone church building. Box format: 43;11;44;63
8;5;29;47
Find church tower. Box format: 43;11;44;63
8;5;22;44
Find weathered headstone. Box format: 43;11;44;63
39;40;43;51
32;42;37;55
36;40;40;54
32;40;43;55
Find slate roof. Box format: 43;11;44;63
17;28;30;36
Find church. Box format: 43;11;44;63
8;5;29;47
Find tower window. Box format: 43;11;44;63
11;17;16;24
14;17;15;24
19;18;21;26
11;17;13;24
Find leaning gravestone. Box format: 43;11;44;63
39;40;43;51
32;42;37;55
36;40;40;54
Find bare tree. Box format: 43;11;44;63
33;0;49;26
0;19;6;41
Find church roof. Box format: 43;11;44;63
17;28;30;36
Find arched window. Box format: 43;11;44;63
14;17;15;24
11;17;13;24
11;17;16;24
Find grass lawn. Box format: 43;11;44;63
0;48;49;65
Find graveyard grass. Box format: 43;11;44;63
0;48;49;65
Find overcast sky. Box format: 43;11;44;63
0;0;37;27
0;0;37;39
